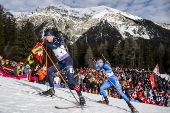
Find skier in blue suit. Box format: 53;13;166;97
38;29;85;105
94;59;138;113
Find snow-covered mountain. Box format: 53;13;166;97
12;3;170;43
0;76;170;113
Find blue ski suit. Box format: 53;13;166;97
94;61;129;102
44;37;80;92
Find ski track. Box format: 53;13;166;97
0;76;170;113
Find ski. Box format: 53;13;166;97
21;90;39;95
96;100;109;105
96;100;137;113
96;101;139;113
55;105;84;109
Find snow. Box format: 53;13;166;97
0;76;170;113
10;4;142;21
9;10;28;18
9;3;158;40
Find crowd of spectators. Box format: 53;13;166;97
0;55;170;107
0;55;47;84
73;67;170;107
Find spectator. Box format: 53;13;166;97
83;75;91;92
37;67;47;84
24;64;32;81
31;68;38;83
17;61;25;75
3;59;11;67
0;55;4;66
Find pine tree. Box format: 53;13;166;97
164;48;170;74
122;38;130;67
85;46;94;68
77;43;88;67
112;42;122;67
136;37;145;69
12;20;37;61
0;5;5;55
128;37;138;68
0;13;4;55
103;40;109;60
3;15;17;58
157;43;165;73
69;43;78;68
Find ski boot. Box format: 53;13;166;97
97;96;109;104
77;92;86;106
41;87;55;97
126;101;138;113
79;96;86;106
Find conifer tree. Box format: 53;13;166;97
12;20;37;61
0;14;4;55
137;37;145;69
164;48;170;74
85;46;94;68
69;43;78;68
112;42;122;67
122;38;130;67
157;43;165;73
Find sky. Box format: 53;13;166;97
0;0;170;24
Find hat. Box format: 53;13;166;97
96;59;103;63
5;59;9;62
19;61;24;64
26;64;30;67
12;61;17;65
44;31;54;36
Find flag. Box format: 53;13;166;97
149;72;156;89
27;54;34;64
153;64;160;75
2;66;16;71
32;43;43;63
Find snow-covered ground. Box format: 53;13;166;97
0;76;170;113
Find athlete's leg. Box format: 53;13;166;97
100;81;112;97
47;64;61;87
108;76;129;102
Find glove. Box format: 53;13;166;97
37;37;45;43
91;58;96;62
37;38;43;43
105;75;109;78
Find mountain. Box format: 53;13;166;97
12;3;170;44
0;76;170;113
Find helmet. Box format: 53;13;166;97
44;31;54;36
96;59;103;63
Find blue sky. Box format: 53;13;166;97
0;0;170;24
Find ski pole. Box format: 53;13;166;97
40;43;80;105
102;53;110;65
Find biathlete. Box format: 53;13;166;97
38;29;85;105
94;59;138;113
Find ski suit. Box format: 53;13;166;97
94;62;129;102
44;37;80;93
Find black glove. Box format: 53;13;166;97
91;57;96;62
37;38;44;43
